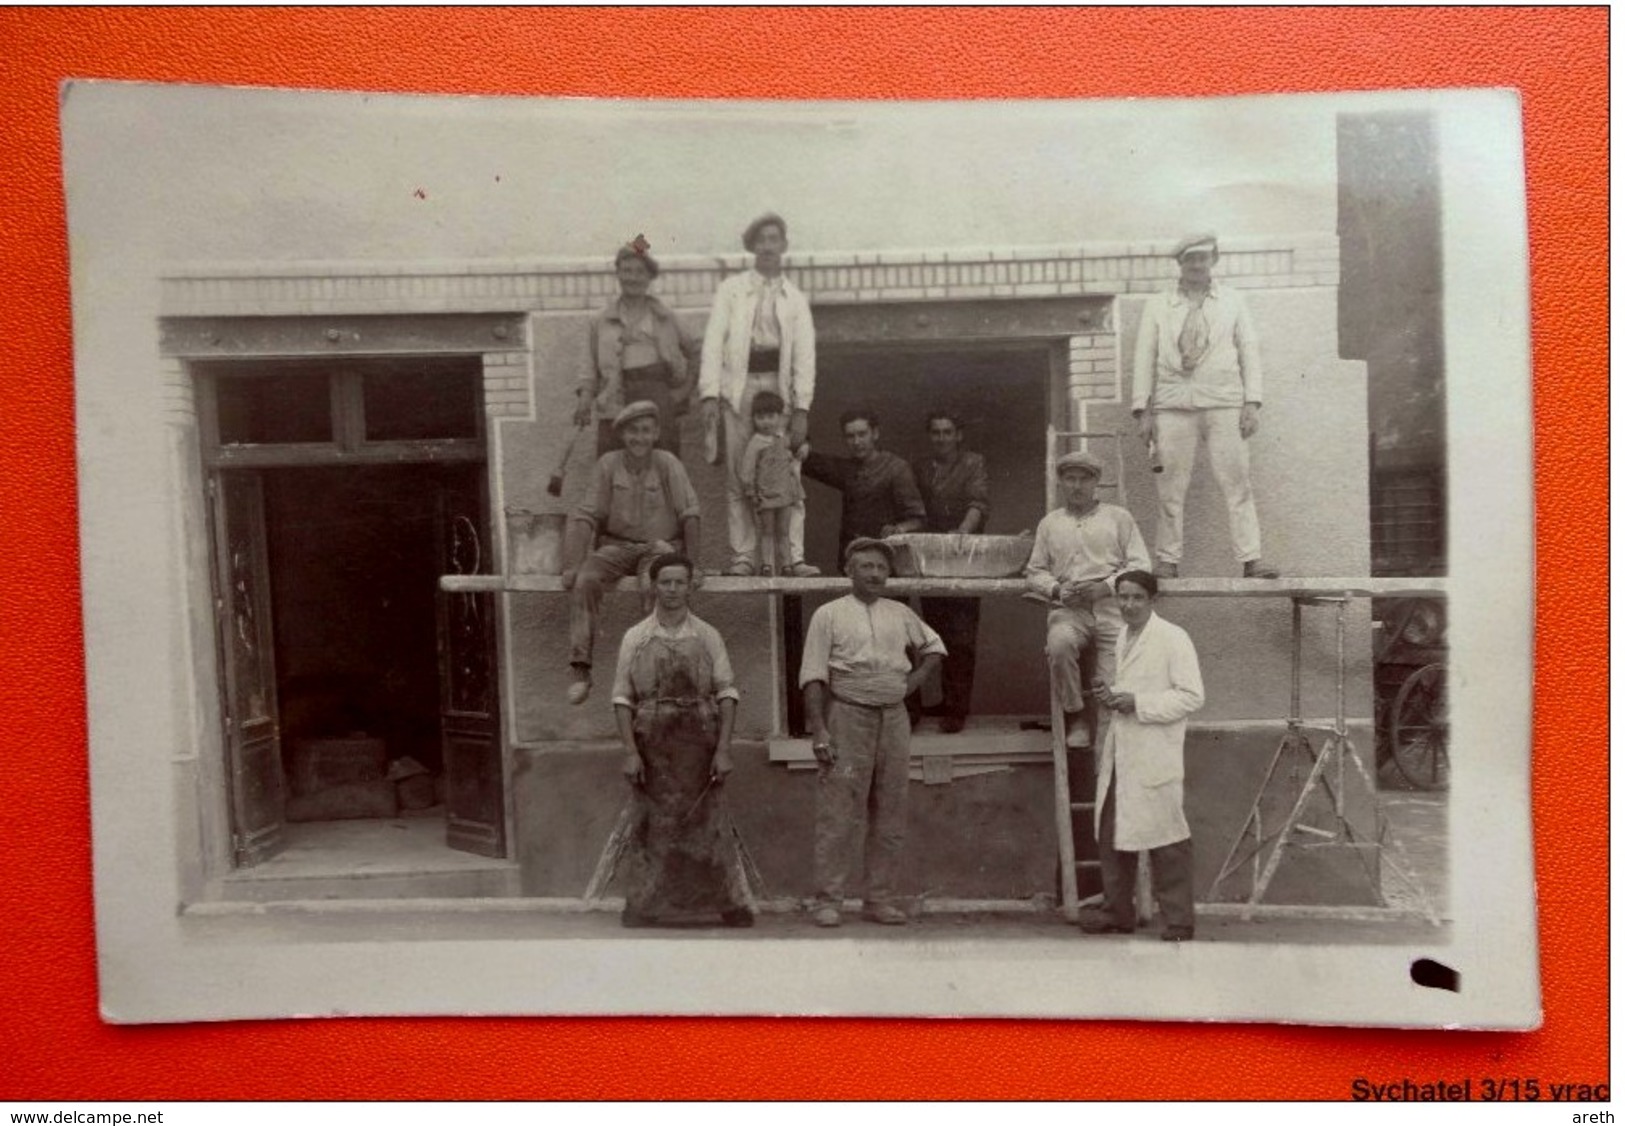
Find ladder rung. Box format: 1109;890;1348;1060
1074;860;1101;868
1069;802;1094;811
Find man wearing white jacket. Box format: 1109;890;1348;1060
1081;569;1206;942
699;212;820;577
1132;232;1278;580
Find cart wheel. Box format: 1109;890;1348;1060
1389;661;1448;791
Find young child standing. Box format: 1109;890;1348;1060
738;390;811;576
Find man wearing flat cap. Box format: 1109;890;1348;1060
1024;450;1151;750
699;212;821;578
575;242;700;457
1132;233;1279;579
560;400;702;705
799;537;945;927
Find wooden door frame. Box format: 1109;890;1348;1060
190;353;506;869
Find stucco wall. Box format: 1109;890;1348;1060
499;277;1370;738
515;730;1383;906
1103;290;1373;722
130;85;1376;897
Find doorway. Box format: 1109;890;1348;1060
197;354;505;873
265;464;476;817
793;345;1054;723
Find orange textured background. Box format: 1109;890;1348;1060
0;7;1605;1100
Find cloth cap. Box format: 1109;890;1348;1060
1172;232;1219;261
1055;450;1103;477
742;212;788;251
613;400;660;431
614;242;660;278
844;537;897;569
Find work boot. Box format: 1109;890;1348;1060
811;905;842;928
783;561;821;577
726;559;756;577
566;665;592;706
1160;925;1196;943
939;715;966;735
1064;711;1092;750
1077;909;1134;935
1243;560;1280;579
1152;560;1179;579
721;907;756;928
861;903;909;926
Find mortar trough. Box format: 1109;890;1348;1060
883;532;1034;579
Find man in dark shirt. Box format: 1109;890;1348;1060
801;409;926;565
911;411;990;734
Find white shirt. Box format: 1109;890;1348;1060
1023;502;1151;602
1132;282;1263;411
699;268;817;415
749;273;784;349
799;594;946;706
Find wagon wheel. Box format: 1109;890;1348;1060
1389;661;1449;791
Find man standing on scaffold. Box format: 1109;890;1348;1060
1132;232;1280;580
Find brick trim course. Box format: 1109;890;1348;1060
160;235;1339;319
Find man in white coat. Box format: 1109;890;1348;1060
1081;569;1205;941
1132;232;1279;580
699;212;821;577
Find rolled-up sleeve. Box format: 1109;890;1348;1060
908;612;948;660
800;449;841;490
700;621;741;703
799;604;833;689
609;623;645;710
573;453;614;528
660;454;702;520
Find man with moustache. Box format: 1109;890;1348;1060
800;538;945;928
1132;232;1279;579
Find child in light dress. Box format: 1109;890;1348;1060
737;390;807;576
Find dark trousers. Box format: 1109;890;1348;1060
919;597;981;720
1097;778;1195;930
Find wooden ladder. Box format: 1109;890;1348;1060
1044;425;1130;922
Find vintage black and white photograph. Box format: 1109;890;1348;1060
64;84;1534;1026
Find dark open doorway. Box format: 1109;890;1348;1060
266;463;482;802
791;345;1055;725
198;353;505;872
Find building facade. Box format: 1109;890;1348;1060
155;235;1378;907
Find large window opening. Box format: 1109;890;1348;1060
199;355;484;466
